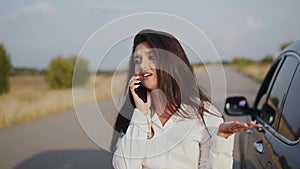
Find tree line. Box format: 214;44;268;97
0;41;295;94
0;44;90;94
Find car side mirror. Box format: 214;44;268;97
224;96;251;116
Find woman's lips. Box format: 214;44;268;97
140;71;153;81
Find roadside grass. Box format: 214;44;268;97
0;73;126;128
1;64;206;128
0;64;236;128
231;62;272;82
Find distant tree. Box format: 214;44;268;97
261;55;274;63
232;58;253;67
69;56;90;86
10;68;45;76
0;44;13;94
45;56;73;89
221;60;231;65
45;56;90;89
280;41;293;51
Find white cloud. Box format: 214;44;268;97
90;4;139;12
19;2;57;15
216;16;264;52
245;16;263;32
0;2;57;21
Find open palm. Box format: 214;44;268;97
217;121;263;138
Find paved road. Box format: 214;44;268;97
0;66;260;169
196;66;260;169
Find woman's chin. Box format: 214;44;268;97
144;86;152;90
142;83;156;90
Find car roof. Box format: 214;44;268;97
283;40;300;58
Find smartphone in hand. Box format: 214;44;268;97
134;83;147;103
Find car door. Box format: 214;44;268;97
265;53;300;169
243;53;299;169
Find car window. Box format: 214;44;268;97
255;59;281;116
259;55;298;129
278;63;300;141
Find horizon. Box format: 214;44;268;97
1;1;300;70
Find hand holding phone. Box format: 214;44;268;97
129;76;150;114
134;83;147;103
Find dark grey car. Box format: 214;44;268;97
225;41;300;169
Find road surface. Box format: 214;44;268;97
0;66;260;169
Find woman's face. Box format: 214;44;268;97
133;42;158;90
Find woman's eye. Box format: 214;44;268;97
134;59;141;64
149;55;156;60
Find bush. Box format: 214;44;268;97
69;56;90;86
261;55;274;63
45;56;90;89
0;44;13;94
280;41;293;51
232;58;253;67
45;56;73;89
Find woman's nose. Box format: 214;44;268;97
140;58;149;68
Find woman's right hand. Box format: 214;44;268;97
217;120;262;138
129;75;151;115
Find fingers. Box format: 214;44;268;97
128;75;151;114
228;122;248;133
229;121;262;133
129;75;141;92
246;120;263;129
218;120;263;138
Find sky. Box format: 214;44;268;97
0;0;300;71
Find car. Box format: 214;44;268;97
224;40;300;169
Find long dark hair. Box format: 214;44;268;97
114;29;211;135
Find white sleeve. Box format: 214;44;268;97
198;128;234;169
199;102;235;169
210;134;234;169
112;109;151;169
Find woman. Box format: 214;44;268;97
112;29;261;169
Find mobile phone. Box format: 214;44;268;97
134;83;147;103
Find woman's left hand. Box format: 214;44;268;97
217;121;263;139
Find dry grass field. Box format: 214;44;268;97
0;73;126;128
0;63;269;128
232;62;272;82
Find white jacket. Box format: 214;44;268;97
112;102;234;169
